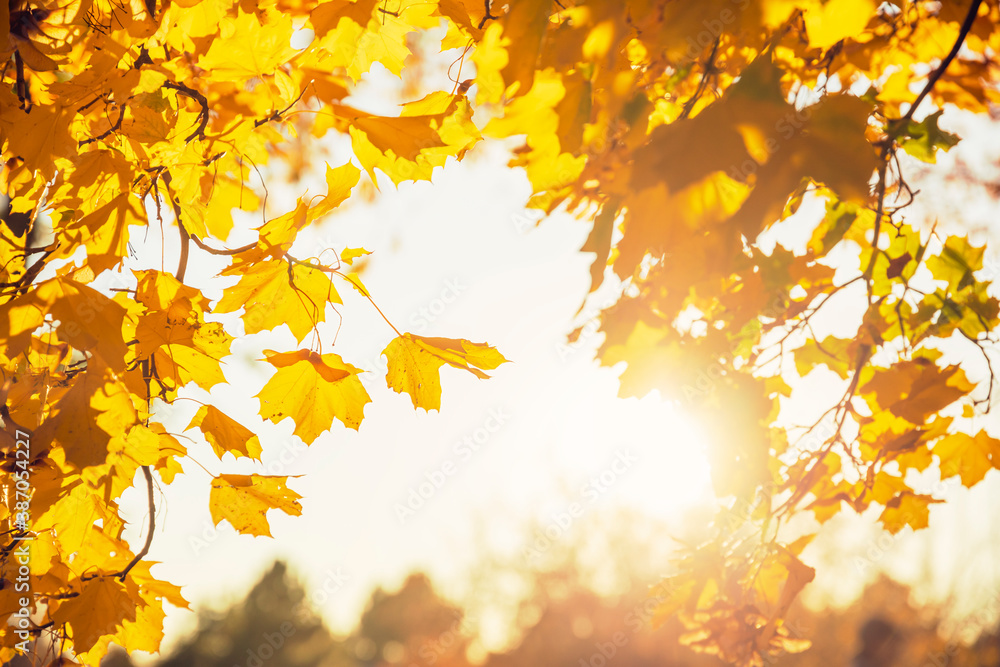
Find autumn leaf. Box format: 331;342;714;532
934;430;1000;487
209;474;303;537
495;0;552;97
339;247;370;265
216;260;340;342
794;336;856;380
803;0;876;49
3;0;999;662
308;161;362;222
37;362;138;471
894;109;961;163
54;192;146;274
256;349;371;443
0;102;75;179
383;334;508;411
860;356;975;425
879;492;943;534
50;577;138;653
187;405;263;462
198;10;297;82
0;277;129;370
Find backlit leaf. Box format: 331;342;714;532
256;349;371;442
187;405;263;462
383;334;508;411
209;473;303;537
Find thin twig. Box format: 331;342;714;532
189;234;257;256
254;87;308;128
79;102;126;147
14;51;27;108
285;253;403;337
865;0;983;299
680;37;720;120
863;149;890;301
477;0;497;29
163;81;209;141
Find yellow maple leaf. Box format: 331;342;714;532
216;260;340;342
470;22;509;104
256;349;371;443
861;356;974;425
879;491;943;534
308;161;362;222
78;597;165;663
198;9;296;82
54;192;145;274
254;200;310;256
496;0;553;97
804;0;876;50
383;334;508;411
934;430;1000;487
32;477;107;557
340;94;480;185
79;425;163;499
310;0;438;81
209;473;303;537
136;311;234;393
186;404;263;462
0;102;75;179
0;277;129;370
50;577;138;653
38;362;138;470
135;269;212;312
339;247;370;265
148;422;186;483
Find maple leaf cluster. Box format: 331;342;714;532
0;0;505;661
1;0;1000;664
469;0;1000;664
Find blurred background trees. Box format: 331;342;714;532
85;515;1000;667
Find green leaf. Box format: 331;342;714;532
895;110;960;163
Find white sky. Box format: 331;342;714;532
118;138;723;657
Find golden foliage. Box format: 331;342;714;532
2;0;1000;663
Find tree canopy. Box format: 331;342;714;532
2;0;1000;665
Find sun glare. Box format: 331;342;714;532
618;393;717;516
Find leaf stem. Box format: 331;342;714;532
284;254;403;337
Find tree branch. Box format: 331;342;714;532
476;0;497;30
117;466;155;582
79;102;126;147
894;0;983;130
163;81;209;142
161;172;190;282
254;87;308;128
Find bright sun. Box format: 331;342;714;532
616;392;717;517
548;383;718;522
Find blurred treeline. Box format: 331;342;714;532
101;557;1000;667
